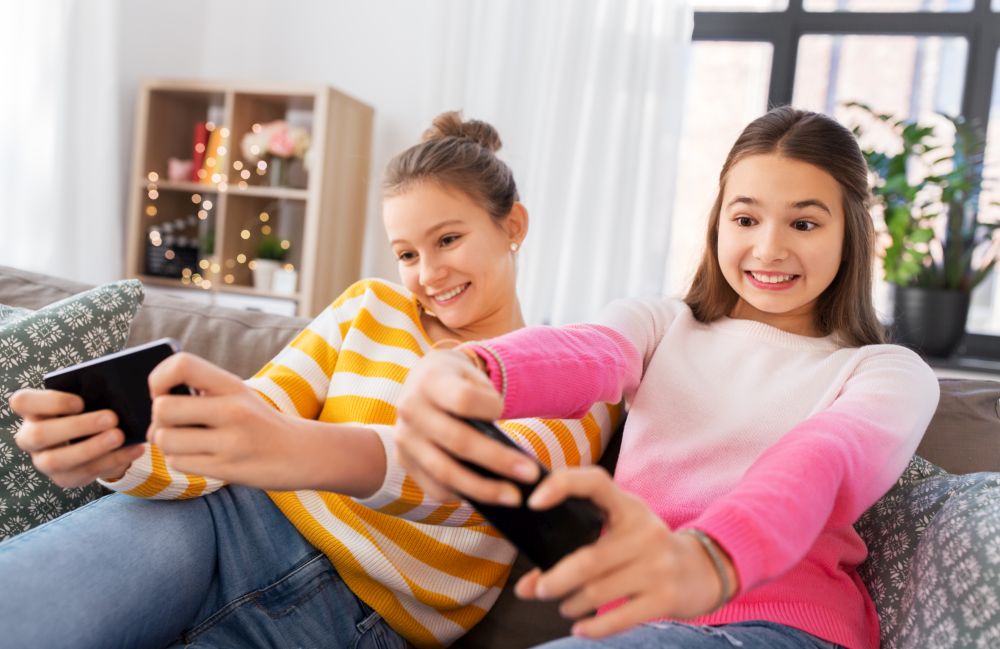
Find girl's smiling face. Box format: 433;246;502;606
717;153;846;336
383;181;526;341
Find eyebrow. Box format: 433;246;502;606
390;219;465;245
726;195;832;216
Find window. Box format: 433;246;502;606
685;0;1000;358
666;42;773;296
804;0;973;11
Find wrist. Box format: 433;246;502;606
296;417;387;497
99;467;129;482
456;346;488;375
678;528;739;609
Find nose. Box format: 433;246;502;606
419;254;446;287
752;224;789;263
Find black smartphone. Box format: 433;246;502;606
457;418;605;570
42;338;189;446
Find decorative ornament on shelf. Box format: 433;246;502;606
241;120;311;188
167;157;194;182
252;234;293;293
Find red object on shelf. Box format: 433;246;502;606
190;121;210;181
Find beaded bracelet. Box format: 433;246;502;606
678;528;732;611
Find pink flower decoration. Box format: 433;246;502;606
268;124;295;158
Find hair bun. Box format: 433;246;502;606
422;110;502;153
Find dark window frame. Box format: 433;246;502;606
693;0;1000;363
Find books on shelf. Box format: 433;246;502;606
190;121;209;182
200;126;225;185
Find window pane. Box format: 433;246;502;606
968;49;1000;335
794;35;967;120
793;34;968;320
665;41;772;296
691;0;788;11
805;0;972;11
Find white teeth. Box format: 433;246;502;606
433;284;468;301
750;272;796;284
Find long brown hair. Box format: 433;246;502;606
684;106;885;347
383;111;518;224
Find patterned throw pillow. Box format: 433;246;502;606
0;280;143;540
0;305;30;325
856;456;1000;648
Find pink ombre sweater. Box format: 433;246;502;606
469;297;939;649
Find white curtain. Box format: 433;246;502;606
0;0;122;285
438;0;692;324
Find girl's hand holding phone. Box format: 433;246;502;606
146;353;312;490
394;349;539;506
514;466;739;639
11;390;145;488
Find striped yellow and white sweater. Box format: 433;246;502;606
101;279;621;648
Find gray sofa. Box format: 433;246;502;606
2;263;999;648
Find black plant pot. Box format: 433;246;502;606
891;286;970;358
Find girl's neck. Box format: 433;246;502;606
422;303;526;345
728;298;823;338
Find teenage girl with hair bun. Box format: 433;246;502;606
4;111;620;649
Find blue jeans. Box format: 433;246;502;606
0;486;409;649
531;621;842;649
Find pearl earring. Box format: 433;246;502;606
510;242;520;252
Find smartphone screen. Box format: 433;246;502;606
42;338;186;446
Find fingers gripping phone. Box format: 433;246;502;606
457;418;605;570
42;338;190;446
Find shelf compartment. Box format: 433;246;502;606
230;92;314;189
143;89;227;183
140;186;218;281
217;193;305;294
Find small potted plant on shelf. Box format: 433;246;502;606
252;234;288;292
240;120;311;188
848;101;1000;357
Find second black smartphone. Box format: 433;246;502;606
457;418;605;570
42;338;190;446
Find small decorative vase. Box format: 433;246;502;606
252;259;282;291
271;268;299;295
268;157;289;187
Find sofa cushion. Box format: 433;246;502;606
0;305;30;324
126;294;308;379
0;264;88;310
856;457;1000;648
0;280;143;539
0;264;308;379
896;475;1000;648
919;378;1000;474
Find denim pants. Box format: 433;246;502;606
531;621;843;649
0;485;410;649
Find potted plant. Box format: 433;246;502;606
848;101;1000;357
252;234;288;292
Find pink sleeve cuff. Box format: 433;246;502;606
465;324;642;420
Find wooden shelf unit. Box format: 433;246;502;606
125;79;374;317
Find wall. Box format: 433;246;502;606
116;0;460;282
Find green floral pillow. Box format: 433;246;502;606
857;456;1000;648
0;305;30;325
0;280;143;539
